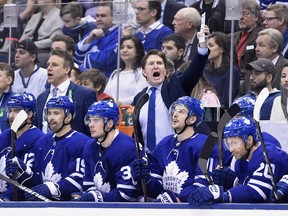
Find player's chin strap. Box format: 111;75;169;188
175;116;195;135
50;115;72;134
98;121;114;144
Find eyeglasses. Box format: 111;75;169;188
264;17;280;21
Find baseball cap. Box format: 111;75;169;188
247;58;276;77
16;39;39;63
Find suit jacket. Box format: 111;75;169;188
274;56;288;90
36;82;96;135
163;0;186;31
132;51;209;145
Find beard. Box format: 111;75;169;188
251;78;267;95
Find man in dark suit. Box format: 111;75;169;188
158;0;186;31
255;28;288;90
132;26;210;154
36;49;96;135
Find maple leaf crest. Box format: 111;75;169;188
93;172;111;193
0;156;8;192
162;161;189;194
42;161;62;183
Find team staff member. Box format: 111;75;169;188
133;26;210;154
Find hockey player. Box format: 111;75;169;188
130;96;219;202
24;96;90;201
188;116;288;206
77;100;141;202
0;93;44;201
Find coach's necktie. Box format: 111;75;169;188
147;87;157;152
52;87;58;98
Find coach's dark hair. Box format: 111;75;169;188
141;49;168;69
50;49;74;76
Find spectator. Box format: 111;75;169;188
191;0;238;34
74;2;118;78
204;32;240;109
25;96;90;201
51;34;76;56
264;4;288;59
20;0;64;67
105;35;147;105
255;28;288;89
7;0;37;24
77;100;142;202
161;34;186;71
79;68;113;101
0;62;15;133
132;26;209;154
134;0;173;52
233;0;262;95
0;93;43;201
12;39;47;98
245;58;280;120
60;1;96;44
157;0;186;31
70;65;81;84
36;49;96;135
172;7;201;61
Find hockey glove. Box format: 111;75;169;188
79;190;104;202
212;167;237;190
188;185;225;207
131;157;150;181
25;182;60;201
270;175;288;203
155;191;179;203
6;157;32;179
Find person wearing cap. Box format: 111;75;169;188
12;39;48;99
244;58;280;120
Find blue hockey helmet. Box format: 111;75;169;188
85;100;119;126
223;116;258;148
171;96;205;126
45;96;75;117
7;93;37;114
232;96;255;117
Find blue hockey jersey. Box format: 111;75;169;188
74;25;118;78
229;143;288;203
148;133;219;202
82;131;141;202
0;127;44;200
33;130;90;200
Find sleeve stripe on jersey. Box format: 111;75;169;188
247;183;267;200
83;181;95;186
70;172;83;178
117;184;137;190
193;182;207;187
119;191;138;202
66;177;83;192
195;175;206;179
151;173;162;180
249;179;273;190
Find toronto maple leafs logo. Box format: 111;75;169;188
162;161;189;194
93;172;111;193
0;156;8;192
42;161;62;183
